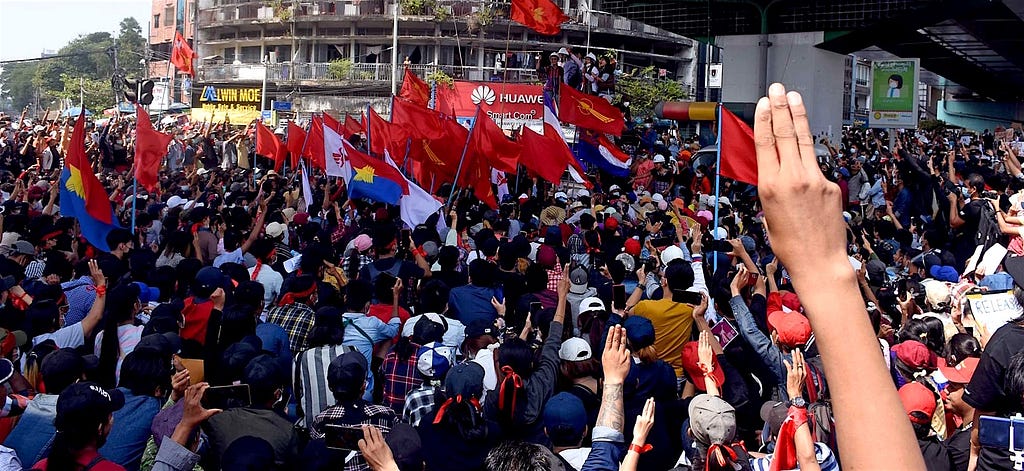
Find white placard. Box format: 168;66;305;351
968;292;1023;335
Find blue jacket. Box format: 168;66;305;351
99;388;163;471
581;426;624;471
3;393;58;465
448;285;499;325
341;312;400;401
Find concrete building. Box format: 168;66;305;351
175;0;697;118
149;0;197;107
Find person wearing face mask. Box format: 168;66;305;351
691;164;712;196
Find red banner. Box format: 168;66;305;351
436;81;544;130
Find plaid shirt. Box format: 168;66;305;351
546;264;564;292
311;401;396;471
381;346;421;413
266;302;316;353
402;383;440;427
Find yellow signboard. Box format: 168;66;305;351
190;85;262;123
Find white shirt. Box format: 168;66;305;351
249;264;284;309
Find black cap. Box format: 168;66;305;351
1005;256;1024;291
54;381;125;430
136;332;182;357
386;423;423;469
465;319;496;338
444;362;485;399
243;354;286;392
193;266;228;299
412;316;445;344
40;348;85;393
327;350;367;395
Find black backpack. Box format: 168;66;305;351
975;199;1004;253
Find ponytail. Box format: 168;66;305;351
496;365;524;425
433;393;487;442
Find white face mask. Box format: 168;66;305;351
695;171;703;178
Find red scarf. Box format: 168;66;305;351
770;406;809;471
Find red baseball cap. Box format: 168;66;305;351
780;292;802;312
892;340;937;370
767;311;812;348
899;382;937;425
624;238;641;257
605;217;619;232
938;357;980;384
680;341;725;392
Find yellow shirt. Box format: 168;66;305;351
632;298;694;378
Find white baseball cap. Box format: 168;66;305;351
579;296;605;314
265;222;287;238
554;191;568;201
661;245;684;265
653;154;666;163
559;337;593;361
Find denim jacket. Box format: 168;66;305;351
99;388;163;471
729;295;790;400
3;393;58;465
581;426;625;471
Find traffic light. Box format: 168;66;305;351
119;76;138;104
138;80;155;106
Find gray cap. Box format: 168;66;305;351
688;394;737;445
12;240;33;256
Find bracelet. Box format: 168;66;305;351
628;443;652;454
95;286;107;297
412;246;427;258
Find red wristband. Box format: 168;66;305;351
628;443;653;454
94;286;107;297
412;246;427;258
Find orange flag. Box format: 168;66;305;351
557;83;625;136
511;0;569;36
133;105;173;192
399;68;431;107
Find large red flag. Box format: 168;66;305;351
170;31;196;76
344;115;364;136
133;105;173;192
407;116;468;184
255;121;286;172
511;0;569;36
323;112;343;134
557;84;625;136
399;68;431;107
391;98;445;141
286;122;306;169
519;124;577;185
304;115;325;170
719;105;757;185
366;107;402;157
470;109;521;174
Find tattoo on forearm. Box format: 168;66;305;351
597;383;625;431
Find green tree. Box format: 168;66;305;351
616;66;688;120
54;74;113;112
0;62;40;111
117;17;147;77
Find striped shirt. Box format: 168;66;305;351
94;324;144;384
294;344;351;430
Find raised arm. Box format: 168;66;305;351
80;259;107;339
754;83;924;470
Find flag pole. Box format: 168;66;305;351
130;177;138;234
447;106;480;208
298;115;314;168
401;137;412;176
712;102;724;274
365;104;372;156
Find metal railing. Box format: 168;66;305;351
198;62;539;83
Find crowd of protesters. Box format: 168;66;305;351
0;73;1022;471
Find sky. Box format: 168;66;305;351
0;0;152;61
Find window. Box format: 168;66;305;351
223;48;236;63
154;14;161;27
164;7;174;26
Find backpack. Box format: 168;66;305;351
975;199;1004;253
803;356;839;459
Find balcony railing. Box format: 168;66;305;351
198;62;539;83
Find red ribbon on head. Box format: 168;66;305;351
706;443;739;471
498;365;523;419
432;394;482;424
278;283;316;306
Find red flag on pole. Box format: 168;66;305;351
718;105;757;185
511;0;569;36
399;68;431;107
557;84;625;136
255;121;286;172
304;115;325;170
170;31;196;76
133;105;173;192
519;123;578;185
391;97;446;141
470;108;521;174
286;121;306;169
344;115;364;136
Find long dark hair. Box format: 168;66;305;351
495;338;533;425
98;284;141;389
435;390;488;442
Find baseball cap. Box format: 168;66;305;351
0;328;26;356
661;245;684;265
892;340;938;370
688;394;737;445
192;266;228;299
554;191;568;202
938;357;980;385
243;354;286;393
624;238;641;257
328;350;368;395
653;154;666;163
54;382;125;430
132;282;161;304
543;392;588;444
412;316;445;344
444;362;485;399
166;195;188;209
352;234;372;252
579;297;605;314
622;316;655;350
577;189;590;198
41;348;86;393
136;332;182;357
559;337;593;361
760;401;789;438
265;222;287;239
681;341;724;392
465;319;497;339
898;382;937;425
767;311;812;348
416;341;456;379
11;241;33;256
568;265;589;294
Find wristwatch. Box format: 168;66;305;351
789;397;808;408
